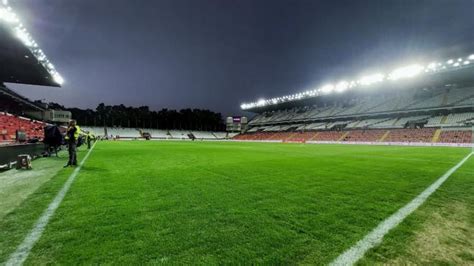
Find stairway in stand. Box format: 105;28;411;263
338;131;350;141
440;115;448;124
432;128;442;143
309;132;320;141
378;130;390;142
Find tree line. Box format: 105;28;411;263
44;102;226;131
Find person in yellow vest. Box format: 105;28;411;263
64;120;80;167
86;131;95;149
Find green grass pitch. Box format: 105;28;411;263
0;141;472;264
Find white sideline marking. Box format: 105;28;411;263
331;152;473;266
6;142;97;266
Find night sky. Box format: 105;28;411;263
8;0;474;116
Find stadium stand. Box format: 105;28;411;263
244;85;474;125
107;127;141;138
192;131;218;139
140;129;169;139
425;116;445;127
343;129;387;142
438;129;472;143
237;73;474;145
82;127;105;137
212;132;228;139
384;128;437;143
313;131;346;141
168;130;189;139
286;131;317;142
227;132;240;138
77;128;229;140
444;112;474;126
233;132;274;141
0;112;46;143
391;116;430;128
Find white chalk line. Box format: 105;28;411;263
330;152;473;266
6;142;97;266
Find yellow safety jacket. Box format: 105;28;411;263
65;125;81;141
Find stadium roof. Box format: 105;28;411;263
241;53;474;112
0;1;63;87
0;84;46;111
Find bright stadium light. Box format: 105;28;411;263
52;72;64;85
1;2;64;85
388;64;423;80
240;52;474;110
15;28;36;47
320;84;334;94
0;7;18;23
427;62;437;70
335;81;349;92
358;73;384;85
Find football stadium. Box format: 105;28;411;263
1;1;473;265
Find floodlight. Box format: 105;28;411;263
37;52;46;61
320;84;334;94
427;62;437;70
388;64;423;80
335;81;349;92
241;53;474;109
1;2;64;86
52;72;64;85
0;7;18;23
358;73;384;85
15;28;34;46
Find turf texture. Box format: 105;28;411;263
0;141;472;264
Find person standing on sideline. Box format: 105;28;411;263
86;131;95;149
64;120;80;167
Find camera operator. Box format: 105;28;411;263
64;120;81;167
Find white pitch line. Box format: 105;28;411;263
6;142;97;266
331;151;473;266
